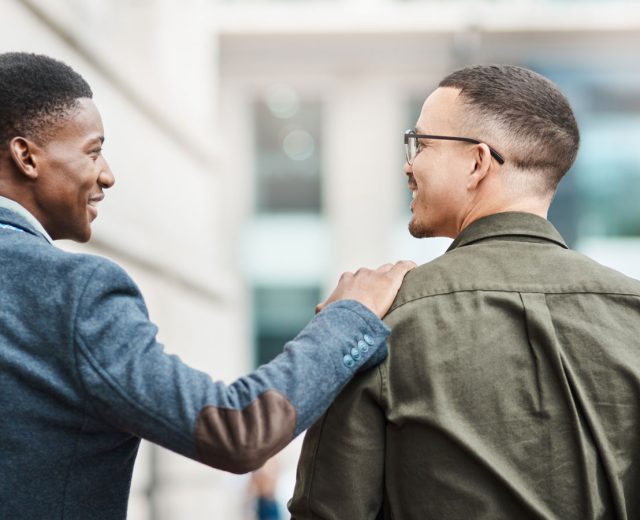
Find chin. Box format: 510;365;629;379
70;226;92;243
77;229;92;243
408;218;434;239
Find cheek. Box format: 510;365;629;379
434;156;467;194
415;168;463;210
78;164;98;190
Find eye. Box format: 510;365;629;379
89;148;103;159
416;139;428;153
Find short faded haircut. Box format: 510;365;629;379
0;52;92;149
440;65;579;193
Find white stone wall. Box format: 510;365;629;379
1;1;248;519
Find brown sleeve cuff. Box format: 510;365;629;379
194;390;296;474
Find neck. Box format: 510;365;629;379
0;178;49;235
458;197;550;236
0;187;35;216
0;165;29;207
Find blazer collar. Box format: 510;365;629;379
447;212;568;252
0;207;52;244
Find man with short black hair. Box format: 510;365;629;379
0;52;414;519
290;65;640;519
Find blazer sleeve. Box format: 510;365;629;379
72;258;390;473
288;364;386;520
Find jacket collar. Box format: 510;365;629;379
0;206;52;244
447;212;568;252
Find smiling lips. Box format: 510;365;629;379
408;177;418;207
87;194;104;219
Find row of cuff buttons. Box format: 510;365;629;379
343;334;375;368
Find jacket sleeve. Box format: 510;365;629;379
72;259;390;473
288;364;387;519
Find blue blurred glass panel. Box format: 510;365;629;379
544;66;640;245
253;285;321;367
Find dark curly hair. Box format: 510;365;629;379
0;52;92;149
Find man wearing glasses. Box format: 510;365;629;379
290;65;640;519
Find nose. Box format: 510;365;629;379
98;156;115;189
403;161;413;176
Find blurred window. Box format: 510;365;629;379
544;68;640;245
253;286;321;367
575;117;640;235
254;87;323;214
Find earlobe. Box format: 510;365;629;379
9;137;39;180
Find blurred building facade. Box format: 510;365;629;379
2;0;640;518
1;0;249;518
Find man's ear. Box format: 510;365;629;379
466;143;493;191
9;137;40;180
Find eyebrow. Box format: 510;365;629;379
86;136;105;146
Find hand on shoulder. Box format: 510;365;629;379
317;260;416;318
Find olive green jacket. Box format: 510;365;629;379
290;212;640;520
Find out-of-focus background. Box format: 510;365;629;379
2;0;640;518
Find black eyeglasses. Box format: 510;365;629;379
404;129;505;165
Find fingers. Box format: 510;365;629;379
388;259;417;276
339;270;354;282
316;260;417;317
376;263;395;273
376;260;416;275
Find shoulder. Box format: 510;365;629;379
559;248;640;294
388;241;640;315
19;239;135;294
388;249;471;311
67;253;139;300
53;245;129;279
2;230;127;282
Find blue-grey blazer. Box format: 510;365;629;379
0;207;389;519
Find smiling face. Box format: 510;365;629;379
30;98;114;242
405;87;477;239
